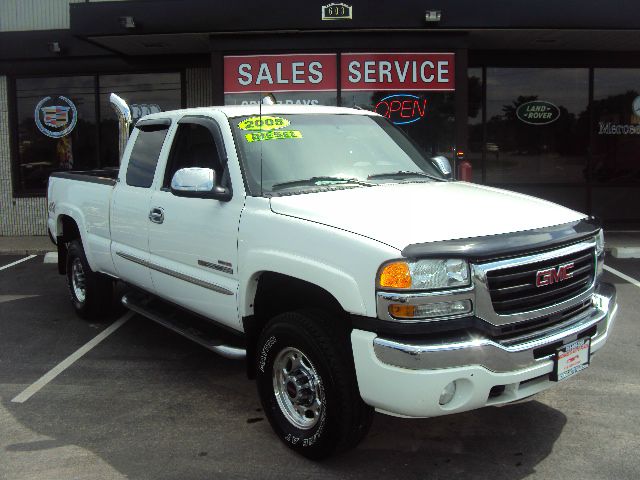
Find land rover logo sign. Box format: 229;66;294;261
34;95;78;138
516;100;560;126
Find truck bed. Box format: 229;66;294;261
50;168;119;186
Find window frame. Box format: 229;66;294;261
162;115;229;190
125;119;173;189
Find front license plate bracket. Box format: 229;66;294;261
551;337;591;382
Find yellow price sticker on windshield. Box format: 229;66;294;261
238;116;290;131
245;130;302;143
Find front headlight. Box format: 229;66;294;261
378;259;470;290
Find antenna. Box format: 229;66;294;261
258;92;275;197
259;90;263;197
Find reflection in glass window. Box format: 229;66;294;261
592;69;640;185
15;76;97;193
99;73;182;168
341;91;456;161
485;68;589;184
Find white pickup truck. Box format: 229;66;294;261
47;96;617;459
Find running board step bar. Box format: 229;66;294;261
122;291;246;360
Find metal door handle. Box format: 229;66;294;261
148;207;164;224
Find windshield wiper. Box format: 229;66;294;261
271;176;373;191
367;170;440;181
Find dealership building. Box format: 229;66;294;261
1;0;639;236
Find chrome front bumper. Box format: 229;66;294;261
373;282;617;373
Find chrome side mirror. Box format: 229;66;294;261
430;156;453;180
170;167;232;201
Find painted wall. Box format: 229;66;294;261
0;0;129;32
186;67;213;107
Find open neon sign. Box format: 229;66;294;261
374;94;427;125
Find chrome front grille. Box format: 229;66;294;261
484;245;595;315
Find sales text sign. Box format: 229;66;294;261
341;53;455;91
224;54;337;94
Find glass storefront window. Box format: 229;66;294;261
592;68;640;185
15;76;97;193
467;67;483;183
485;68;589;184
99;73;182;167
341;91;456;161
13;72;182;195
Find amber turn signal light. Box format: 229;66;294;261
379;262;411;289
388;304;416;318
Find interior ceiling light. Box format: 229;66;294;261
48;42;61;54
119;16;136;29
425;10;442;22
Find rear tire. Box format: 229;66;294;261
255;310;374;459
66;240;114;320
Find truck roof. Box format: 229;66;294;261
138;104;378;121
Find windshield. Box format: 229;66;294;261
230;113;445;195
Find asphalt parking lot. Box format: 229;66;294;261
0;254;638;480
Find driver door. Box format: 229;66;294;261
147;116;243;329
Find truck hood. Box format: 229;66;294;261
269;182;586;251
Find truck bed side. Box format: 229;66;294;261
47;169;119;277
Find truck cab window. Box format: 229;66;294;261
164;123;225;188
126;127;169;188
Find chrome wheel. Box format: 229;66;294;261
273;347;323;430
71;257;87;303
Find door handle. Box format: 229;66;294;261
148;207;164;224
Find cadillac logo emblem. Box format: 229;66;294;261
34;95;78;138
536;262;575;287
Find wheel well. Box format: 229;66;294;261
243;272;349;379
56;215;81;274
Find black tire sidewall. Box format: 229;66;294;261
256;318;342;458
66;241;91;316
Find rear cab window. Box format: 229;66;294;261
126;121;171;188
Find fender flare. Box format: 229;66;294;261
240;249;369;318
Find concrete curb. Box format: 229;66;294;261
611;247;640;259
0;248;54;256
0;236;55;256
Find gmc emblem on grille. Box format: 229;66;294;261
536;262;575;287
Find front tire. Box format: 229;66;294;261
256;310;373;459
66;240;114;320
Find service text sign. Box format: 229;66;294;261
224;54;337;94
341;53;455;91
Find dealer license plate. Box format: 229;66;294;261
553;338;591;381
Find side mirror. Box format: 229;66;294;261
170;167;232;201
430;156;453;180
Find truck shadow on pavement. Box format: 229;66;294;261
326;400;566;479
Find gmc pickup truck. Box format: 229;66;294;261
47;94;617;459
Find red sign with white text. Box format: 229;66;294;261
341;53;455;91
224;54;337;94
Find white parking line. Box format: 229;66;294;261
11;311;134;404
0;255;37;271
604;265;640;289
